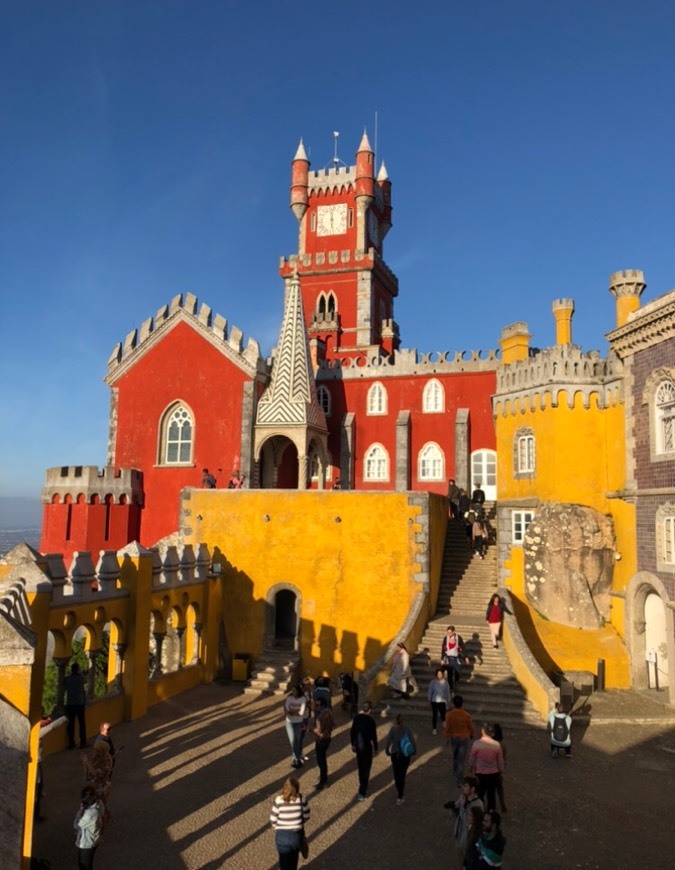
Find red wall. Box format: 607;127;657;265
112;320;253;546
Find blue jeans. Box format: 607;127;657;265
275;829;301;870
285;720;303;763
451;736;469;785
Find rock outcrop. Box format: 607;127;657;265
524;503;615;629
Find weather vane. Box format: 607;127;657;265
328;131;347;170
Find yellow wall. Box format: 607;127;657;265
184;490;430;677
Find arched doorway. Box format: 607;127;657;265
625;572;674;704
471;449;497;501
274;589;297;649
257;436;299;488
645;592;669;689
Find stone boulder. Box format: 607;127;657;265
524;503;615;629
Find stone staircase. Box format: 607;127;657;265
243;648;300;696
386;506;542;728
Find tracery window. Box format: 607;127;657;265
161;404;193;465
317;386;331;416
418;442;444;481
364;443;389;481
656;380;675;454
422;379;444;413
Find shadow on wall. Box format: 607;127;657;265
509;593;561;679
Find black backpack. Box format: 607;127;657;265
552;714;569;743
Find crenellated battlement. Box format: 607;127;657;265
279;247;399;290
105;292;267;382
307;164;355;195
316;345;500;380
41;465;143;505
493;343;624;414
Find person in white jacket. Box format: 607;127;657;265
73;786;104;869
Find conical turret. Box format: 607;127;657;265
290;139;310;222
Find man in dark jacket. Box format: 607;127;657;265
350;701;378;800
64;663;87;749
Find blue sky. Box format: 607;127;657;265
1;1;673;502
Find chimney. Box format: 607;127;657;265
552;298;575;345
499;322;531;364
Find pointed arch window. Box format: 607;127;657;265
422;379;444;413
317;386;331;416
160;403;194;465
327;292;336;317
364;443;389;481
367;381;387;415
418;442;444;481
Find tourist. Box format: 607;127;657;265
201;468;216;488
472;516;489;559
312;697;334;790
548;701;572;758
350;700;378;800
269;776;310;870
485;594;511;649
463;804;485;870
73;786;104;870
450;775;483;854
228;468;245;489
444;694;476;787
458;488;470;518
471;483;486;509
491;723;508;812
468;723;504;812
448;478;460;519
82;742;113;809
93;722;116;765
427;667;451;734
387;642;412;699
441;626;467;691
384;713;417;804
283;685;308;769
65;663;88;750
475;810;506;868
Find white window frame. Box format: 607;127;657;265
665;516;675;564
656;380;675;455
418;442;444;481
364;443;389;481
317;385;331;416
512;510;534;545
422;378;444;414
367;381;387;416
517;434;536;473
161;404;194;465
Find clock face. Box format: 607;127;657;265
316;204;348;236
367;210;380;247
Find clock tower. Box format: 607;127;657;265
280;132;399;361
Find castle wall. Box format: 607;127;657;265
181;490;442;678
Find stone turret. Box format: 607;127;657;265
355;131;375;250
609;269;646;327
499;322;532;364
290;139;310;223
552;298;575;346
377;161;393;240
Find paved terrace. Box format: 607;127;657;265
33;684;675;869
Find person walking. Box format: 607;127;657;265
427;668;451;734
441;626;467;691
384;713;417;805
474;810;506;868
73;786;104;870
468;723;504;812
492;723;507;812
471;483;486;509
269;776;310;870
450;775;484;855
472;517;488;559
312;697;334;790
65;663;88;750
387;642;412;699
350;700;378;800
448;478;460;519
283;686;308;769
444;694;476;787
548;702;572;758
485;594;511;649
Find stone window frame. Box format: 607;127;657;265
656;502;675;571
422;378;445;414
512;509;534;545
158;401;194;466
364;443;389;481
513;427;536;478
366;381;387;416
309;449;332;482
418;441;445;481
642;368;675;463
317;385;331;417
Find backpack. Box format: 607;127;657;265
552;714;569;743
399;730;415;757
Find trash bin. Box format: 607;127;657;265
232;653;251;682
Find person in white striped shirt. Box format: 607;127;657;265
270;776;310;869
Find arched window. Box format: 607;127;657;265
418;442;444;481
318;294;326;316
664;515;675;564
515;429;536;475
317;386;331;416
423;379;444;413
160;403;193;465
327;292;336;316
656;504;675;570
364;444;389;481
656;380;675;454
367;381;387;415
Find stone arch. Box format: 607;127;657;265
264;583;303;652
624;571;674;705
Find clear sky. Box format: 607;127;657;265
1;1;673;501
